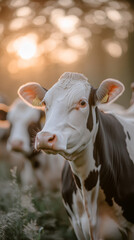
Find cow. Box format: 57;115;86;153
18;72;134;240
0;98;64;190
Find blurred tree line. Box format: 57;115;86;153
0;0;134;107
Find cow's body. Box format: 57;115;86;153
18;72;134;239
0;99;64;190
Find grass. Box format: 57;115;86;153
0;158;77;240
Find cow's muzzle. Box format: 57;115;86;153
9;140;24;152
35;131;57;151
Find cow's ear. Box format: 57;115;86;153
0;103;9;120
18;82;47;108
96;78;125;104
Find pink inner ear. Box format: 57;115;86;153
109;85;118;96
20;87;37;104
18;82;46;107
97;78;125;104
108;83;123;102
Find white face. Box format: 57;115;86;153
7;99;41;155
37;75;91;158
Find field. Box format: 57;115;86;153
0;156;77;240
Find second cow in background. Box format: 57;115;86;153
0;98;64;190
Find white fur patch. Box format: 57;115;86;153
58;72;89;89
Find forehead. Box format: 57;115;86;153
8;99;40;122
45;72;91;104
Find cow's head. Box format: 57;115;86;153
0;98;44;156
18;72;124;160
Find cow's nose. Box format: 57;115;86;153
11;140;24;151
35;131;57;150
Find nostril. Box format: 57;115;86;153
36;132;57;150
48;134;56;143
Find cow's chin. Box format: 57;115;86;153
41;143;88;161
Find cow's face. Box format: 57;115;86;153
18;72;124;159
38;77;91;157
0;99;42;156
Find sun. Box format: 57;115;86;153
18;38;37;60
13;36;37;60
17;37;37;60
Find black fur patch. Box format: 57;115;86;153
84;170;98;191
87;87;96;131
93;108;134;222
127;131;131;140
61;161;77;214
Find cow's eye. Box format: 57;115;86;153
79;100;87;107
75;99;87;110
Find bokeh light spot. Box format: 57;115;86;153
15;38;37;60
33;16;46;26
104;41;122;58
9;18;28;31
15;6;33;17
10;0;29;8
67;35;88;50
55;15;80;34
106;9;122;22
58;0;74;8
7;34;38;60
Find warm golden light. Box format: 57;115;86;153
56;15;79;34
17;40;36;60
104;41;122;58
67;34;88;50
50;48;78;64
13;35;37;60
15;6;33;17
51;10;80;34
9;18;28;31
10;0;29;8
106;9;122;23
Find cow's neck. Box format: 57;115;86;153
69;141;98;180
69;108;100;240
69;105;99;179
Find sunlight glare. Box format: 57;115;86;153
13;36;37;60
52;13;80;34
57;15;79;34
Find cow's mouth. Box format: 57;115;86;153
42;148;58;155
11;147;33;158
41;146;83;161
